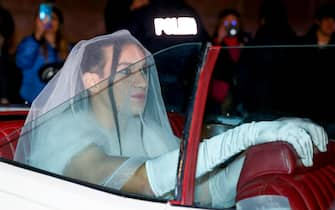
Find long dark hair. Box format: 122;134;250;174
80;36;146;155
81;36;145;76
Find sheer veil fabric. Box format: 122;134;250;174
14;30;179;189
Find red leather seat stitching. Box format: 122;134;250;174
314;169;334;205
303;173;328;209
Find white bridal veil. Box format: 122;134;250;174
14;30;179;189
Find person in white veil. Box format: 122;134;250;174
14;30;328;208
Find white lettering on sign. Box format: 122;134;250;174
154;17;198;36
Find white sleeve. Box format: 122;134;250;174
208;155;245;208
29;114;101;174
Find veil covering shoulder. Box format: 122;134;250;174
14;30;179;187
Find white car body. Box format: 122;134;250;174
0;161;210;210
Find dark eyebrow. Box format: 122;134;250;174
117;62;133;67
116;62;133;72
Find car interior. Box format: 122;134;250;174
1;44;335;210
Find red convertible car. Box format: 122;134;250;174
0;43;335;210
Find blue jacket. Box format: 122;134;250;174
16;35;63;103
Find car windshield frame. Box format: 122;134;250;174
178;43;335;208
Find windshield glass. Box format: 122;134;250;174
4;31;202;202
1;38;334;208
194;44;335;209
203;44;335;137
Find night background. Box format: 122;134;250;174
2;0;334;46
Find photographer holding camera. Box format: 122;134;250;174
207;9;251;116
212;9;250;60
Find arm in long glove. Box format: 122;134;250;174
65;120;327;198
146;120;328;197
205;118;328;208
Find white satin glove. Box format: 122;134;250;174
208;119;328;208
146;120;327;197
276;117;328;153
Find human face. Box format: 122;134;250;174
318;17;335;37
103;44;147;115
35;12;60;35
218;14;239;40
46;12;60;34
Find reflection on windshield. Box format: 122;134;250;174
204;45;335;139
1;38;334;209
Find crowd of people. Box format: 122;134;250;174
206;1;335;126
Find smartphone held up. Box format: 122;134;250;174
39;3;53;29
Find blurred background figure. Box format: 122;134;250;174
212;9;251;51
128;0;209;113
237;0;298;118
104;0;132;34
104;0;149;34
302;3;335;46
207;8;251;116
104;0;131;34
253;0;297;45
129;0;149;11
0;3;15;104
128;0;209;53
15;4;70;104
297;3;335;123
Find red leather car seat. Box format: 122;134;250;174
0;110;27;160
236;141;335;210
0;120;25;160
167;112;185;139
0;112;184;160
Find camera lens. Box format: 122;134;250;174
229;28;237;36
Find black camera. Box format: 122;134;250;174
39;62;64;83
224;19;239;37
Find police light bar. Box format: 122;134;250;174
154;17;198;36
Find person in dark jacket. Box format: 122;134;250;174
238;0;298;117
128;0;209;53
128;0;209;112
0;5;14;104
297;3;335;123
302;4;335;46
207;9;251;116
104;0;133;34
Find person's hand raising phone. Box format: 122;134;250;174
34;3;52;40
